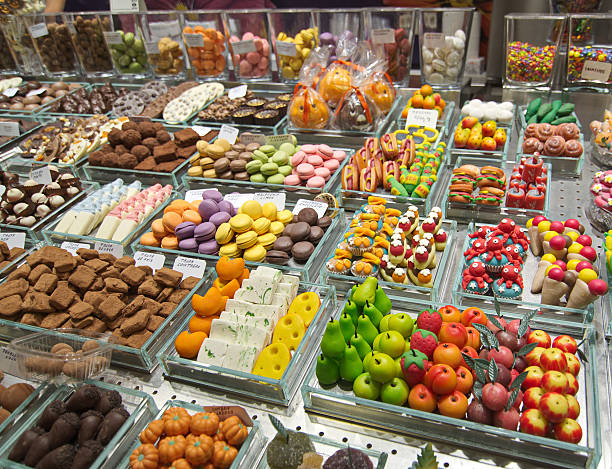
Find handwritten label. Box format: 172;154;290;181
423;32;445;49
110;0;139;12
265;134;294;148
94;241;123;258
292;199;328;218
31;166;52;184
2;88;18;98
26;88;46;97
224;192;253;209
239;133;266;146
0;232;26;249
0;121;19;137
218;125;239;145
231;39;256;55
371;29;395;45
406;108;439;128
0;347;18;376
276;40;297;57
254;192;285;210
184;33;204;48
185;189;205;203
28;23;48;39
192;125;212;137
202;405;253;426
104;31;124;45
61;241;90;255
581;60;611;82
173;256;206;279
134;251;165;271
399;14;413;29
228;84;248;100
144;41;159;54
150;20;180;39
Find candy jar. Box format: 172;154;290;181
0;17;43;76
313;9;364;65
21;13;80;77
268;10;317;82
0;27;18;75
504;13;565;89
181;11;228;79
366;8;415;84
98;13;150;79
566;13;612;91
138;11;188;79
65;13;114;78
225;10;271;81
419;7;473;88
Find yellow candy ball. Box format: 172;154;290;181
541;253;557;263
568;243;583;254
578;268;598;283
566;259;581;271
545;265;563;276
526;218;534;228
543;231;557;242
566;231;579;241
538;221;551;233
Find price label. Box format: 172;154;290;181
224;192;253;209
110;0;139;12
265;134;294;148
203;405;253;426
61;241;90;255
0;347;18;376
231;39;256;55
184;33;204;48
2;88;19;98
292;199;328;218
31;166;52;184
406;108;438;128
228;84;248;100
144;41;159;54
94;241;123;258
239;132;266;146
173;256;206;279
0;232;26;249
423;12;438;29
28;23;48;39
371;29;395;45
423;32;446;49
218;125;239;145
185;189;205;203
581;60;612;82
0;185;5;197
0;121;19;137
134;251;166;271
26;88;46;97
276;40;297;57
150;20;180;38
104;31;124;45
399;14;413;29
192;125;212;137
254;192;285;210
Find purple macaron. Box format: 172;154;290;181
203;189;223;202
209;211;231;227
217;200;236;216
194;222;215;242
174;221;196;240
198;239;219;255
198;199;219;221
178;238;198;252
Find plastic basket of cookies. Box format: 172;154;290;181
9;329;112;384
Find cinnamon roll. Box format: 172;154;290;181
522;137;544;154
564;139;584;158
543;135;566;156
535;123;555;142
555;123;580;141
524;123;539;140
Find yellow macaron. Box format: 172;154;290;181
219;242;241;258
277;209;294;225
262;202;277;221
229;213;253;233
215;138;231;152
269;221;285;235
257;233;277;249
240;200;263;220
253;217;271;235
215;222;234;244
187;166;203;177
243;244;267;262
236;230;258;249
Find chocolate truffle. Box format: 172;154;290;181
94;390;122;415
71;440;103;469
36;443;75;469
48;412;79;449
8;427;45;462
78;410;104;445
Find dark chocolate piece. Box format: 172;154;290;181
71;440;103;469
37;400;67;431
48;412;79;449
66;384;100;413
78;410;104;445
9;427;45;462
35;443;75;469
96;407;129;444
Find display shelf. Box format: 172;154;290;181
322;219;456;302
444;155;550;225
159;282;335;406
0;238;39;279
302;296;601;469
0;82;92;119
589;135;612;169
0;380;158;469
516;132;585;177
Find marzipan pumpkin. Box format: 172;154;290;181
190;412;219;436
318;66;352;107
159;435;187;465
140;419;165;444
168;458;192;469
185;435;214;465
212;428;225;442
130;444;159;469
212;441;238;469
221;416;248;446
163;407;192;436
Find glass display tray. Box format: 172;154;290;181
36;82;124;120
0;121;41;153
182;149;353;206
130;199;345;282
0;180;99;241
452;222;597;323
302;296;601;469
0;238;39;279
115;400;267;469
447;121;513;164
5;153;91;181
0;81;92;118
589;135;612;169
517;104;582;131
257;432;388;468
444;156;551;225
322;219;456;302
516;132;585;177
158;282;335;406
0;380;158;469
0;256;212;371
41;189;176;254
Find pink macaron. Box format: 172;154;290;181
239;60;252;75
317;144;334;160
307;154;323;166
246;51;260;65
323;159;340;171
306;176;326;188
301;144;317;154
291;150;307;166
254;38;263;51
242;32;255;41
332;150;346;161
284;174;300;186
314;167;331;180
297;163;315;180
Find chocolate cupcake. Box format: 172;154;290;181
254;109;280;126
232;107;256;125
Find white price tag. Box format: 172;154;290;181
581;60;612;82
184;33;204;48
185;189;205;203
150;20;180;39
231;39;256;55
0;185;5;198
26;88;46;97
2;88;19;98
224;192;253;209
228;84;248;100
134;251;166;271
31;166;52;184
29;23;48;39
276;40;297;57
371;29;395;45
61;241;90;255
144;41;159;54
254;192;285;210
173;256;206;279
292;199;328;218
0;347;19;376
94;241;123;258
218;125;239;145
423;12;438;29
0;121;20;137
406;108;439;128
104;31;124;45
110;0;139;12
0;232;26;249
423;32;446;49
265;134;294;148
192;126;212;137
239;133;266;145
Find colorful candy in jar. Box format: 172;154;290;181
230;32;270;78
506;41;556;83
567;45;612;83
183;25;226;77
276;27;317;80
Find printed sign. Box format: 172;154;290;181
276;40;297;57
183;33;204;48
0;232;26;249
292;199;328;218
423;32;446;49
265;134;294;147
0;121;20;138
371;29;395;45
254;192;285;210
104;31;124;45
231;40;256;55
110;0;139;12
31;166;52;185
29;23;48;39
149;20;180;38
191;126;212;137
239;133;266;146
185;189;205;203
173;256;206;279
218;125;239;145
228;84;248;100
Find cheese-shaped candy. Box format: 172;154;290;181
272;313;306;351
288;291;321;327
252;342;292;379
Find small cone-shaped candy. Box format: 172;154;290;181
531;254;556;294
566;278;608;310
541;268;569;306
527;216;547;256
542;234;568;260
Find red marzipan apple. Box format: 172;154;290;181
539;392;569;423
528;330;552;348
540;348;568;372
554;418;582;444
552;335;578;354
493;407;519;430
565;353;581;376
565;394;580;419
486;316;507;334
481;382;508;412
519;408;549;436
523;387;545;409
506;319;530;338
541;370;568;394
488;345;514;369
467;399;493;425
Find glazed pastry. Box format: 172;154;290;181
535;123;555;142
543;135;566;156
522;137;543;154
555;123;580;141
564;139;584;158
524;123;539;140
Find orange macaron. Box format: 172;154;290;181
151;218;168;239
182;209;202;224
140;232;161;247
161;235;179;250
162;211;182;232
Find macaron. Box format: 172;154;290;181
243;244;267;262
323;159;339;171
140;232;161;247
151;218;168;239
291;150;307;166
198;239;220;255
162;211;182;232
297;163;315;180
306;176;326;188
175;221;196;240
236;230;258;249
215;222;234;244
253;217;271;235
198;199;219;221
284;174;300;186
241;200;262;220
262;202;277;221
182;209;202;225
178;238;198;252
333;150;347;161
209;211;231;227
314;167;331;180
230;213;253;233
219;242;240;258
194;222;215;242
301;144;317;153
257;232;277;249
161;235;179;250
217;200;236;215
269;221;285;235
307;154;323;166
165;199;191;215
277;209;294;224
318;144;334;160
203;189;223;202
